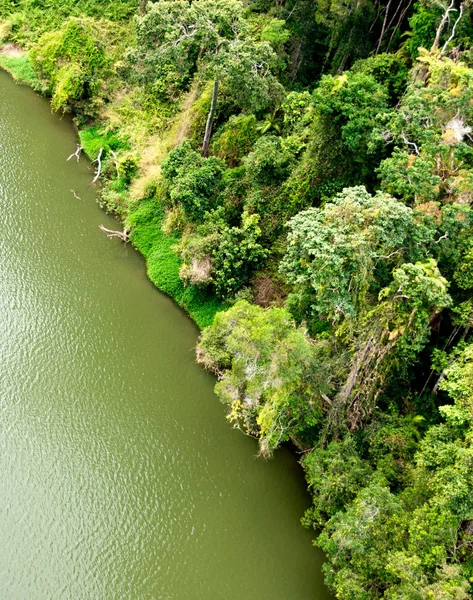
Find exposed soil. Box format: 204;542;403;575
0;43;24;57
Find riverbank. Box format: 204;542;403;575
0;45;225;330
3;4;473;596
0;44;38;86
0;69;331;599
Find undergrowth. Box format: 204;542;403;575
126;198;226;329
0;52;38;86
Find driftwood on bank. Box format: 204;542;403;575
92;148;103;183
67;145;82;162
99;224;129;242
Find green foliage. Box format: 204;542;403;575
0;0;138;27
281;90;313;133
211;211;269;297
260;18;290;47
351;53;409;104
197;301;324;455
284;69;391;203
0;52;38;86
407;1;473;59
130;0;282;112
281;186;434;322
131;0;245;97
207;37;283;113
302;436;372;527
315;0;378;72
127;199;226;328
313;71;389;157
11;2;473;597
244;135;295;187
378;52;473;205
162;141;226;222
440;343;473;414
212;113;259;166
79;125;128;173
30;17;108;110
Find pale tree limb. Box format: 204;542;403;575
386;0;413;50
202;79;219;157
401;132;420;155
67;145;82;162
431;0;456;51
71;189;81;200
92;148;103;184
375;0;392;54
434;231;449;243
99;224;129;242
441;2;464;54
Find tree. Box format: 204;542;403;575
196;301;326;455
317;482;404;599
131;0;282;151
439;342;473;414
30;17;108;111
302;436;372;528
328;260;451;430
283;70;391;203
130;0;245;98
161;140;226;222
210;212;269;297
378;52;473;205
280;186;434;323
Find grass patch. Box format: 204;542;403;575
0;53;38;87
127;198;227;329
78;125;128;160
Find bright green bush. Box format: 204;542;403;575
0;53;38;86
79;126;127;160
212;113;258;166
127;199;225;328
30;17;108;110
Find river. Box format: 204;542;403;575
0;71;330;599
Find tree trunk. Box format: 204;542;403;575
202;79;219;157
431;0;456;51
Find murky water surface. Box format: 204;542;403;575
0;72;330;599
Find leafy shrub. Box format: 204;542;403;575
212;113;258;166
30;17;108;110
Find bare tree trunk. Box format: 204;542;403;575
386;0;413;50
92;148;103;184
431;0;456;51
67;145;82;162
376;0;393;54
202;79;219;157
441;2;464;54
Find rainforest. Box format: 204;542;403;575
1;0;473;598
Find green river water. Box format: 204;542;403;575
0;71;330;599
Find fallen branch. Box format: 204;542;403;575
92;148;103;184
71;189;81;200
67;145;82;162
99;224;129;242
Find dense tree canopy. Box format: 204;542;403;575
2;0;473;596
